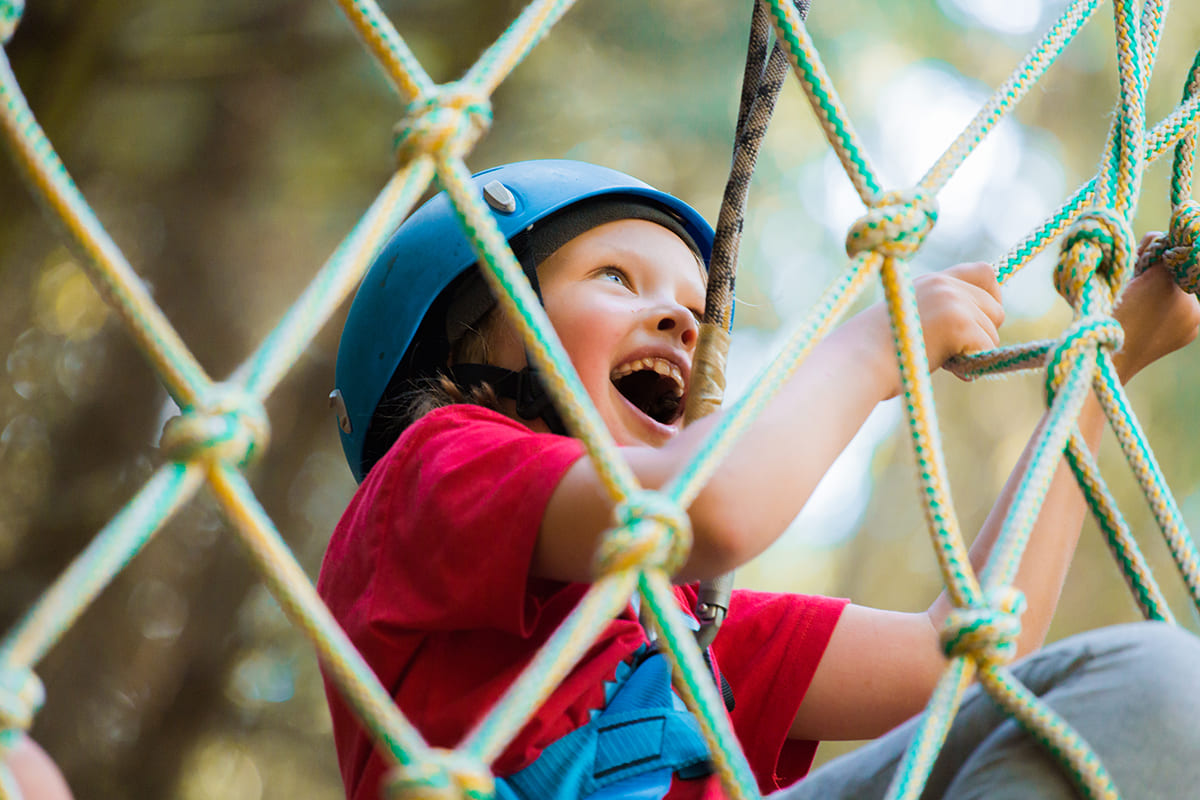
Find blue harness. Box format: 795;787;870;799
495;651;713;800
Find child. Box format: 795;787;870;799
318;160;1200;800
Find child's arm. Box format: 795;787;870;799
791;256;1200;742
539;261;1004;584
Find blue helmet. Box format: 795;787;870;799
333;159;715;481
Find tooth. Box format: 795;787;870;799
610;358;686;392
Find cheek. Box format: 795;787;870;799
546;298;622;376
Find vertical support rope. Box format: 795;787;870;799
690;0;800;650
878;253;982;609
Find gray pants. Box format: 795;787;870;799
777;622;1200;800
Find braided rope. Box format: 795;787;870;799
919;0;1101;194
691;0;804;650
0;0;18;44
0;465;203;670
0;50;209;408
460;0;578;98
976;663;1118;797
329;0;435;102
997;92;1199;282
1;0;1199;797
1062;429;1174;623
460;572;637;764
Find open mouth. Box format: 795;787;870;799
610;357;686;426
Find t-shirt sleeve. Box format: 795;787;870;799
712;590;848;794
364;405;586;635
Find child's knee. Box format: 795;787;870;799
1100;620;1200;678
1082;622;1200;731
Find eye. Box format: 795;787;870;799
596;266;632;288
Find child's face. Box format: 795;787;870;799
532;218;706;448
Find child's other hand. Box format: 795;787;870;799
1111;233;1200;384
852;261;1004;399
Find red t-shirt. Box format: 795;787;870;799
318;405;847;800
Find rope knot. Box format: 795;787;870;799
1136;202;1200;293
393;85;492;165
384;749;493;800
0;0;22;44
159;384;270;468
593;491;693;578
0;666;44;731
1043;315;1124;402
1055;209;1135;309
939;588;1026;664
845;191;938;260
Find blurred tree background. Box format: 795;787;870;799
1;0;1198;797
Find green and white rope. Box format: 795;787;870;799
3;0;1200;797
234;160;435;397
919;0;1102;195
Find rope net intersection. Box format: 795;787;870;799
0;0;1198;798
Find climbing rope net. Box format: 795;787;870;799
2;0;1199;797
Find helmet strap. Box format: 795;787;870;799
448;363;567;435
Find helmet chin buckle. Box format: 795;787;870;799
446;363;568;436
513;366;567;435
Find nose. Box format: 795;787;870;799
654;305;699;349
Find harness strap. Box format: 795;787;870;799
498;653;712;800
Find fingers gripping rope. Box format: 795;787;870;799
159;384;270;468
1136;201;1200;292
0;0;21;44
393;85;492;165
0;666;43;732
1054;209;1136;309
939;588;1027;664
594;491;693;578
385;749;494;800
845;191;938;260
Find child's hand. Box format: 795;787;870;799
913;261;1005;372
849;261;1004;399
1111;233;1200;384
